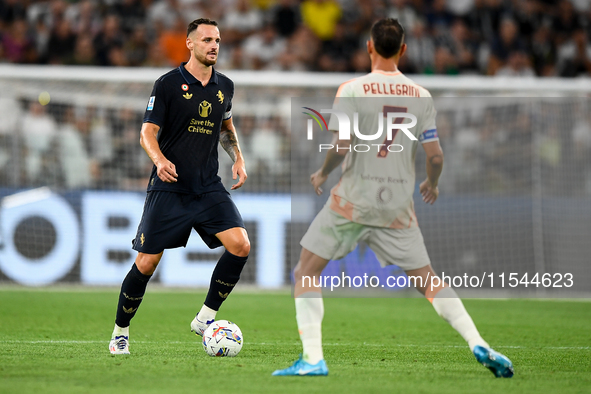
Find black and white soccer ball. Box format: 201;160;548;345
202;320;243;357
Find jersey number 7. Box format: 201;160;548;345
378;106;408;158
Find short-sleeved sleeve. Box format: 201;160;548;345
143;79;166;127
223;82;234;120
328;80;356;133
419;97;438;144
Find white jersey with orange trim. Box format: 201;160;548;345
326;70;438;229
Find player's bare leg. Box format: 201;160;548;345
110;252;163;354
405;264;514;377
191;227;250;336
273;248;330;376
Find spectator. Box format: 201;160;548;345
387;0;419;32
300;0;342;41
317;22;358;72
487;17;527;75
2;19;35;63
221;0;263;45
124;24;149;67
68;35;96;65
93;14;124;66
552;0;582;45
21;101;57;184
425;0;454;36
530;25;556;76
404;18;435;73
242;24;286;70
272;0;299;38
159;16;189;66
423;46;459;75
46;18;76;64
58;106;94;189
437;18;479;73
495;50;536;77
114;0;145;34
147;0;179;30
557;29;591;77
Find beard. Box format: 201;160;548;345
195;51;217;66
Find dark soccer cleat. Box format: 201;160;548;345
473;345;514;378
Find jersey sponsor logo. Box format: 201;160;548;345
147;96;155;111
217;90;224;104
181;84;189;91
188;118;214;134
183;92;193;100
376;186;393;204
199;100;212;117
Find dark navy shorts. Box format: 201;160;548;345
132;190;245;254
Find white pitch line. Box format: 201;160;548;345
0;340;588;350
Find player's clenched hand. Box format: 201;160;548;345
155;158;178;183
231;159;247;190
419;178;439;204
310;169;328;196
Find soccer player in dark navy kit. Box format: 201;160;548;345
110;18;250;354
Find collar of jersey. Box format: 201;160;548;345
179;62;219;86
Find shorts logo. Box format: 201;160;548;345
217;90;224;104
181;84;189;91
199;100;212;117
140;233;145;246
183;92;193;100
147;96;155;111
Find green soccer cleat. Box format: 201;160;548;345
272;355;329;376
473;345;514;378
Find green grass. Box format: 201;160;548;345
0;288;589;394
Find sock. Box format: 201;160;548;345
196;304;217;323
115;263;152;328
204;251;248;311
112;324;129;338
295;293;324;364
429;287;489;351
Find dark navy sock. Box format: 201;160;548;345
204;251;248;310
115;263;152;328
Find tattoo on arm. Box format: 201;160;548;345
220;129;239;162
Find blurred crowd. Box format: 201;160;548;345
0;97;291;192
1;0;591;76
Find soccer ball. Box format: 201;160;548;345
202;320;243;357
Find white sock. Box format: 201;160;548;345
430;287;489;351
112;324;129;338
197;305;217;323
295;293;324;365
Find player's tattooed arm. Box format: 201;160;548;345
219;128;240;162
220;118;247;189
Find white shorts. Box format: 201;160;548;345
300;205;431;271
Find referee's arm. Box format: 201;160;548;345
139;122;178;183
220;118;247;190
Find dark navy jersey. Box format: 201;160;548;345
143;62;234;195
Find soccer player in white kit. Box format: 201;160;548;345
273;18;514;378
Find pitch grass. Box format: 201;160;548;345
0;289;589;394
